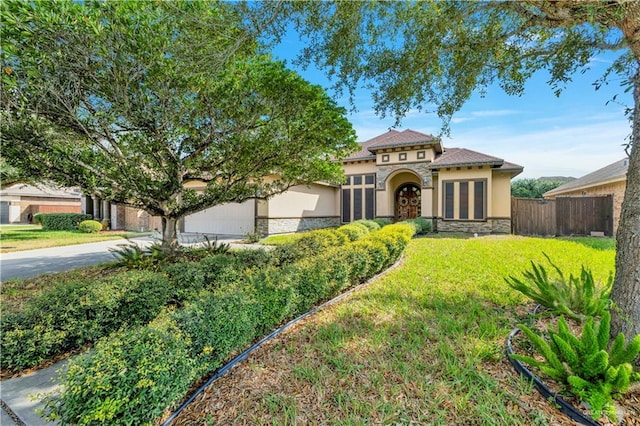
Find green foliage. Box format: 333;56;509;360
48;224;415;424
505;254;612;321
352;219;381;232
78;220;103;234
512;311;640;421
109;241;168;269
33;213;92;231
336;223;369;241
372;218;392;228
1;0;358;247
511;178;568;198
1;271;172;371
404;217;432;235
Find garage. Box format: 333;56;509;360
184;200;255;236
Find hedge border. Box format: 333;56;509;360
162;253;406;425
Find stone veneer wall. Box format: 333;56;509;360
436;218;511;234
376;163;433;189
256;216;340;237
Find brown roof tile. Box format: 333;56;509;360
544;158;628;197
344;129;441;161
430;148;503;168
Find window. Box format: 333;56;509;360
382;154;390;162
444;182;454;219
399;152;407;161
342;174;376;223
474;181;485;219
459;182;468;219
442;179;486;220
417;151;426;159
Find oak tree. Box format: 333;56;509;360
0;0;357;246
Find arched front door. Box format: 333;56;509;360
395;183;421;221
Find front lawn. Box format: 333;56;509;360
173;235;616;424
0;225;144;253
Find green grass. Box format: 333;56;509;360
191;235;615;424
0;225;144;253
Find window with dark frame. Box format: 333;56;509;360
399;152;407;161
459;182;469;219
382;154;389;162
417;151;425;159
342;173;376;223
474;181;485;220
444;182;454;219
342;189;351;223
353;188;362;220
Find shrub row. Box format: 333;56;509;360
34;213;92;231
51;223;416;425
1;250;275;372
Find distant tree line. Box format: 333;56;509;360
511;178;571;198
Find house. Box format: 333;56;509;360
87;129;523;236
544;158;629;235
0;183;82;224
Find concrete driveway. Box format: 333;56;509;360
0;237;154;282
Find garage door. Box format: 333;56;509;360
0;202;9;224
184;200;254;236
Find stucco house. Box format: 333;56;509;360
544;158;629;235
0;183;82;224
85;129;523;236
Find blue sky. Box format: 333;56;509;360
272;35;633;180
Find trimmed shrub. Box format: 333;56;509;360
34;213;92;231
245;268;298;334
288;259;333;313
295;229;342;255
353;219;381;232
337;223;369;241
353;239;390;277
405;217;432;234
272;242;303;266
373;218;392;228
232;248;274;269
333;244;371;283
78;220;103;233
379;222;416;241
1;271;172;371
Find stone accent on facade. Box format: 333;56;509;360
256;216;340;237
376;162;433;190
435;218;511;234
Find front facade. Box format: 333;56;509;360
340;129;522;233
99;129;523;236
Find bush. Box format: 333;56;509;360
505;254;612;322
353;219;381;232
34;213;92;230
295;228;343;255
78;220;103;233
337;223;369;241
353;239;390;277
1;271;172;371
332;244;370;283
512;311;640;421
373;218;392;228
245;268;298;334
100;219;110;230
405;217;432;234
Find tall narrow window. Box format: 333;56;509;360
342;189;351;223
353;189;362;220
474;181;485;219
444;182;454;219
365;188;374;219
459;182;468;219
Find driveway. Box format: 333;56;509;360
0;237;154;282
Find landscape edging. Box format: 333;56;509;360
162;254;405;425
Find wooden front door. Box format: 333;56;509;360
396;184;421;221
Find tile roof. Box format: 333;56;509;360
430;148;503;168
544;158;629;197
344;129;441;161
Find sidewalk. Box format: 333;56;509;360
0;235;258;425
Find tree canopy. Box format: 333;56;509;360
0;0;357;244
247;1;640;341
511;178;569;198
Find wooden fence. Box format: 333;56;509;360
511;196;613;237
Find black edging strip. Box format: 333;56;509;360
505;327;599;426
162;256;405;425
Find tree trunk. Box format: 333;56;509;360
609;65;640;344
161;216;179;249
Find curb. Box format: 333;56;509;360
162;256;405;425
505;327;599;426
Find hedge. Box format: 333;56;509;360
50;223;416;425
34;213;92;231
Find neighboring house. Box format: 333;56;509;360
88;129;523;236
0;183;82;224
544;158;629;235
